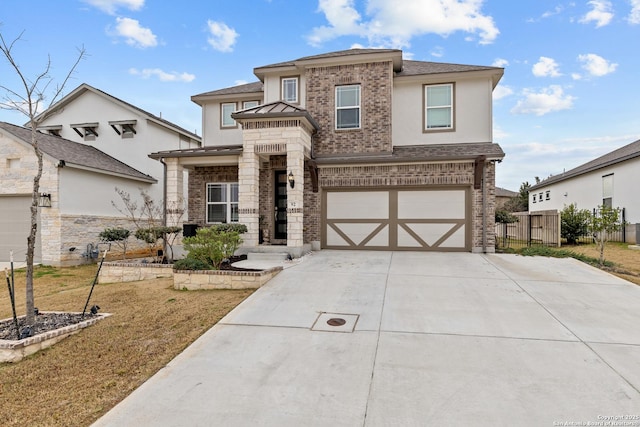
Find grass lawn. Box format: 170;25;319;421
0;264;253;426
563;242;640;286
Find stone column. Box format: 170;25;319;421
165;158;184;227
238;143;260;247
286;140;305;249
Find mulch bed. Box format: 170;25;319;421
0;312;94;340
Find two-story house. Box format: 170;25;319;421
151;48;505;257
0;84;201;265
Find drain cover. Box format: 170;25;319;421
326;317;346;326
312;312;359;332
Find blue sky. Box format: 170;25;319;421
1;0;639;191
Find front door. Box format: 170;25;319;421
274;171;287;240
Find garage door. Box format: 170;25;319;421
0;196;41;263
322;187;470;251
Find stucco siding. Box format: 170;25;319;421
531;157;640;224
392;77;493;145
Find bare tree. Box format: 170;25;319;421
0;30;86;327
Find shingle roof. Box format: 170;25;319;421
0;121;156;183
530;138;640;190
192;81;264;99
257;48;403;69
314;143;505;165
397;60;501;76
496;187;518;197
36;83;201;143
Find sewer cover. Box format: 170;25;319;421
312;312;359;333
327;317;346;326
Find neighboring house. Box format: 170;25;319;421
0;122;156;265
151;48;505;256
529;138;640;243
0;84;202;265
34;83;201;204
495;187;518;209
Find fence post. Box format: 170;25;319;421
622;207;626;243
527;213;532;247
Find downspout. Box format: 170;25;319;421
159;158;168;262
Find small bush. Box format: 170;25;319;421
182;226;243;269
560;203;590;245
173;258;211;271
208;223;248;234
495;210;518;224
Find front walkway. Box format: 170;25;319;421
93;251;640;426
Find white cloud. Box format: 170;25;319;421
579;0;614;27
82;0;144;15
207;20;238;52
234;80;249;86
129;68;195;82
628;0;640;23
493;85;514;100
532;57;562;77
307;0;499;48
114;17;157;48
577;53;618;76
511;85;576;116
492;58;509;68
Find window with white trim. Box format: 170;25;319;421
206;183;239;223
221;103;237;128
281;77;298;103
243;100;259;109
602;174;613;208
545;190;550;201
335;84;361;129
424;83;454;130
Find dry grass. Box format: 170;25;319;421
563;242;640;285
0;264;253;426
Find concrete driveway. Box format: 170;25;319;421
93;251;640;426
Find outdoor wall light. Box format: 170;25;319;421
38;193;52;208
288;171;295;189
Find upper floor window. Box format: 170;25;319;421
206;183;239;223
281;77;298;103
336;84;361;130
424;83;454;131
243;100;260;109
221;102;237;128
602;174;613;208
545;190;550;201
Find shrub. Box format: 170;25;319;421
99;227;130;260
182;226;243;269
208;223;248;234
495;210;518;224
560;203;591;245
173;258;211;271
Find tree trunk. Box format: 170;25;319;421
25;139;44;326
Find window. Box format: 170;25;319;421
532;195;536;203
336;85;361;129
206;183;239;223
424;83;454;130
281;77;298;103
545;191;550;201
602;174;613;208
221;103;237;128
538;193;543;202
243;100;260;109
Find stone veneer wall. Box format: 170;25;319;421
304;161;497;251
188;166;238;225
57;215;153;266
305;61;393;156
